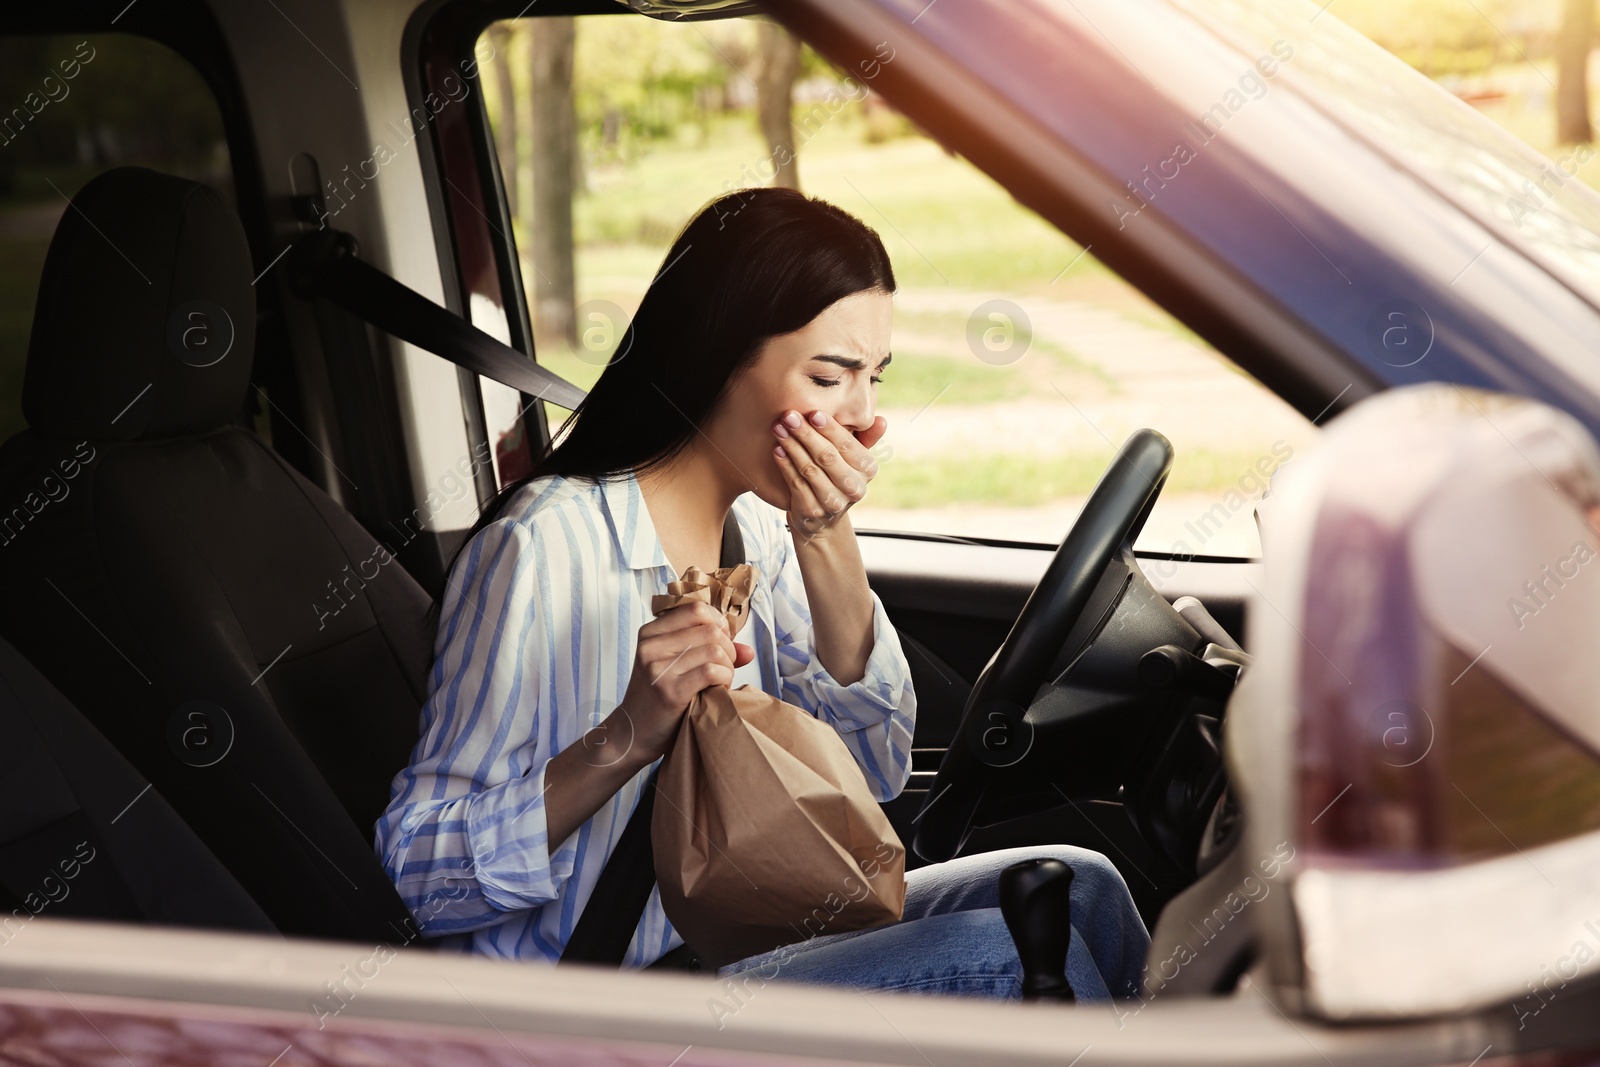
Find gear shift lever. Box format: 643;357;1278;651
999;858;1076;1002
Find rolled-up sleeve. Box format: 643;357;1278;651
374;515;575;937
769;519;916;802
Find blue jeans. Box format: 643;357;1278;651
715;845;1150;1001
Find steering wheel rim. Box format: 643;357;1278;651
911;428;1175;863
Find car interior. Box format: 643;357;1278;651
0;0;1334;1012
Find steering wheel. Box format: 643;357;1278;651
911;428;1181;863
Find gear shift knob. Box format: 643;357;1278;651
999;858;1076;1002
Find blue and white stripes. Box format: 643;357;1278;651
373;467;916;967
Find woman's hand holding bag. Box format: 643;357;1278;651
620;597;755;767
647;562;907;968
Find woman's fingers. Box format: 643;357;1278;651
624;600;748;763
662;638;740;694
773;442;828;520
640;604;751;675
772;409;876;516
638;598;751;693
643;620;730;666
854;415;889;453
639;599;729;640
805;409;879;487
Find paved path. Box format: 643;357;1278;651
861;286;1322;557
880;287;1317;458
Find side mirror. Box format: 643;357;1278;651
1232;383;1600;1029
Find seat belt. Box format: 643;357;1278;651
286;228;588;411
286;228;741;967
558;513;744;969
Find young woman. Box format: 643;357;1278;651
375;187;1150;1000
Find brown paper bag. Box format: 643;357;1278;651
649;563;907;968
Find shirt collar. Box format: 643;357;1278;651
599;467;671;573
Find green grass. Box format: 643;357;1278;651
534;340;1041;425
889;306;1121;394
533;331;1102;426
536;268;1124;424
867;448;1281;509
532;254;1124;422
532;344;608;394
874;349;1034;408
530;344;605;431
504;104;1300;515
563;109;1112;298
524;104;1174;457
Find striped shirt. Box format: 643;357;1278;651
374;467;917;967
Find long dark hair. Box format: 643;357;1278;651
426;186;896;630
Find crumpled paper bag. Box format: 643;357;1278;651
649;563;907;968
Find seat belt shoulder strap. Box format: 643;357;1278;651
558;511;743;966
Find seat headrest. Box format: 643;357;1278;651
23;166;256;442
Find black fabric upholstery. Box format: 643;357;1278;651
0;167;433;943
0;634;275;935
23;166;256;442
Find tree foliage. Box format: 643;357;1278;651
1334;0;1579;76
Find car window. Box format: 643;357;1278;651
0;33;232;447
476;13;1318;558
1168;0;1600;315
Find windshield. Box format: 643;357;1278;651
1167;0;1600;312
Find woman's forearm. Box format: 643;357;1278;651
792;515;875;687
541;707;654;849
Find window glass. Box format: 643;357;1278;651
478;14;1317;557
0;33;232;446
1170;0;1600;312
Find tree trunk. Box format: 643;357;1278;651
487;23;518;219
529;16;578;350
1557;0;1593;144
755;21;802;190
